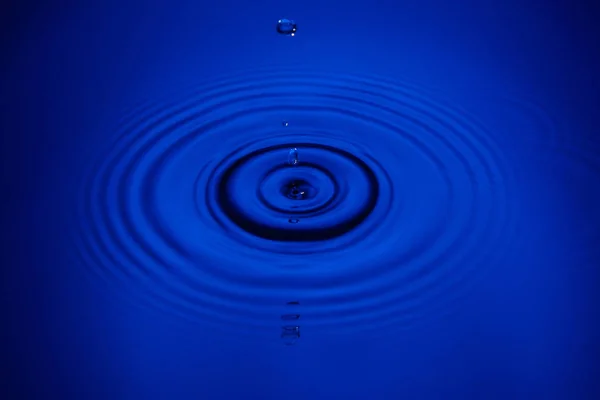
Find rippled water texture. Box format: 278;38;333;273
73;66;600;339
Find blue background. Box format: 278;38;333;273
1;0;599;398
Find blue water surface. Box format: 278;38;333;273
1;0;599;399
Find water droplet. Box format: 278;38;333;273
287;186;306;199
288;148;299;166
284;181;308;200
282;121;289;127
276;19;297;36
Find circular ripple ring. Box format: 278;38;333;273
72;68;515;335
213;142;378;241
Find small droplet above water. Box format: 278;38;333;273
276;19;297;36
282;121;289;127
288;148;299;165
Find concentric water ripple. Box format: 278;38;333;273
73;68;516;335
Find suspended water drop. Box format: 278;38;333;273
276;19;297;36
288;148;299;165
282;121;289;127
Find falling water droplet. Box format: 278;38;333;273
282;121;289;127
288;148;299;166
276;19;297;36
